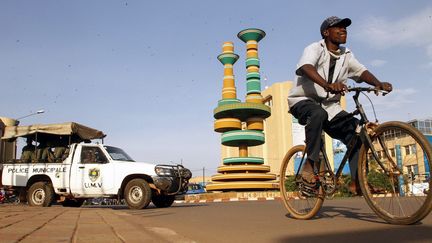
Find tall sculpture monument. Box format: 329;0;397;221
207;28;277;191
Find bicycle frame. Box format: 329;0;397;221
351;89;403;176
295;87;401;189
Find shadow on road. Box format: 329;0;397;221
275;225;432;243
320;204;431;225
284;204;384;224
318;205;384;224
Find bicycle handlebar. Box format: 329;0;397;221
347;86;389;96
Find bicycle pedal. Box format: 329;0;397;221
298;182;319;197
300;190;317;198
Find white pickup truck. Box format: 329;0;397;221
0;122;191;209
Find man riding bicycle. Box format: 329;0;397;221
287;16;393;195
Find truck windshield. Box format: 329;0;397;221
104;146;135;162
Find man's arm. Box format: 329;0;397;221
359;70;393;92
299;64;347;93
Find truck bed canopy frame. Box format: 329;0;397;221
1;122;106;144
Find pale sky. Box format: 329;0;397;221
1;1;431;176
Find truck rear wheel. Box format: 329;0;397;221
27;182;54;207
124;179;151;209
152;194;175;208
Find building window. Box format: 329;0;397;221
409;119;432;135
404;144;417;155
406;164;419;181
377;150;382;159
405;145;411;155
383;129;405;140
410;144;417;154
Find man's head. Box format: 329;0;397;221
320;16;351;43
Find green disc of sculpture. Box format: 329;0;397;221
237;28;266;43
221;130;265;147
217;53;239;65
213;102;271;120
246;79;261;94
246;72;260;80
245;58;260;68
218;98;241;106
223;157;264;165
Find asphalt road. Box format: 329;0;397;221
116;197;432;243
1;198;431;243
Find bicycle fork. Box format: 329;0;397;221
359;126;402;176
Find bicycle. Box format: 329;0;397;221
279;87;432;225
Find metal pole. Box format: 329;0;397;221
396;145;405;196
203;167;205;186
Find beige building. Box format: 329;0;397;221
221;81;335;177
0;117;17;187
0;117;17;163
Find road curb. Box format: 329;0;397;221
175;196;282;204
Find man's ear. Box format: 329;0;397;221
323;29;329;38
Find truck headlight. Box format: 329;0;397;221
155;166;173;176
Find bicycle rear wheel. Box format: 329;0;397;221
280;145;324;219
359;121;432;225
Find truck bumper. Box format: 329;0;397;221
153;165;191;194
152;176;173;191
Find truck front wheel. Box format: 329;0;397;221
124;179;151;209
27;182;54;207
152;194;175;208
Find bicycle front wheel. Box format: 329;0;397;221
359;121;432;225
280;145;324;219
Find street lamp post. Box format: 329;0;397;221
15;109;45;125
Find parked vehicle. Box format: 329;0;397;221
0;187;20;204
1;122;191;209
186;183;206;194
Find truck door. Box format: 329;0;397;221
70;145;115;197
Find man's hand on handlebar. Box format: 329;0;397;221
325;82;348;94
375;82;392;92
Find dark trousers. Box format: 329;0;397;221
290;99;361;181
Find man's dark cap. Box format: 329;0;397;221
320;16;351;38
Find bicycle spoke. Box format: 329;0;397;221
359;121;432;224
280;145;324;219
